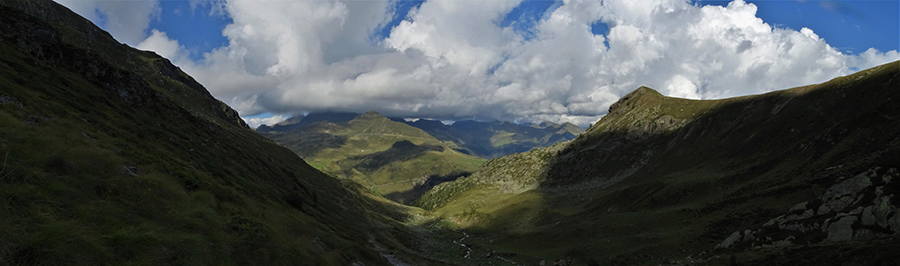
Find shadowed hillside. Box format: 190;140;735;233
0;1;439;265
417;61;900;265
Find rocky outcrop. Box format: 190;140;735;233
716;167;899;250
607;87;656;119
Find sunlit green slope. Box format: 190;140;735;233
260;111;485;204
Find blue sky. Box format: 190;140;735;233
698;0;898;54
149;1;231;61
60;0;900;128
152;0;897;62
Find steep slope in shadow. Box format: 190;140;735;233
417;61;900;265
0;1;441;265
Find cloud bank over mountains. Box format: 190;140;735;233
58;0;899;127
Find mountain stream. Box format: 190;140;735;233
453;231;473;259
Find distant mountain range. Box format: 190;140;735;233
257;112;359;132
399;118;584;158
260;112;585;159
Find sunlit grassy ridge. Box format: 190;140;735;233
261;111;485;204
0;1;435;265
418;61;900;265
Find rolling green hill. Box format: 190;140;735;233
0;1;437;265
257;111;582;205
417;61;900;265
260;111;485;204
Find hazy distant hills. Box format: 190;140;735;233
401;117;585;158
259;111;485;204
0;1;426;264
261;112;585;159
418;61;900;264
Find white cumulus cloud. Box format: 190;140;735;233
136;29;188;61
56;0;899;127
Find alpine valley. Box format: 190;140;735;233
1;0;899;265
257;111;582;203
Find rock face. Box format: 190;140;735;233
716;167;899;250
